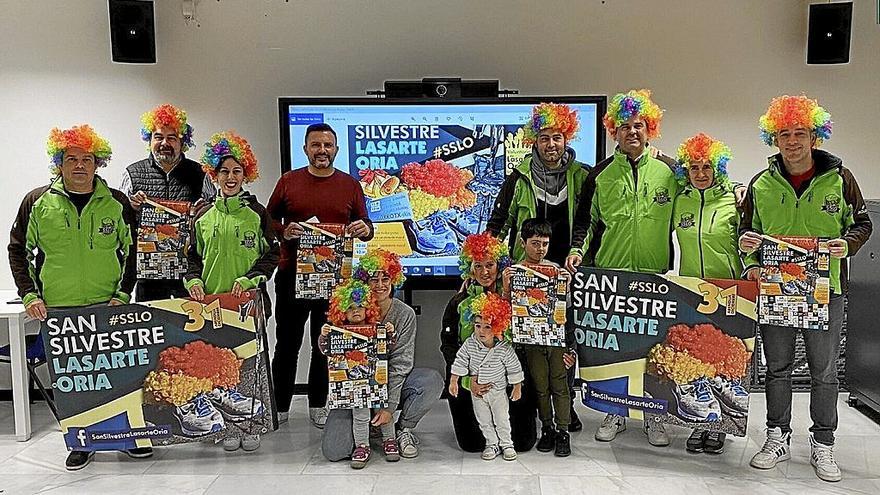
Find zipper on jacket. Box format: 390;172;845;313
89;213;94;249
698;190;706;278
709;210;717;232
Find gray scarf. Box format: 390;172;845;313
530;147;572;206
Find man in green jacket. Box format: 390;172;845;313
487;102;588;432
740;95;872;483
8;124;140;470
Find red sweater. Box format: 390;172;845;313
267;168;372;271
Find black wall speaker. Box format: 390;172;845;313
807;2;853;65
109;0;156;64
384;78;500;99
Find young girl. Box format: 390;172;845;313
184;131;279;452
320;279;397;469
448;291;523;461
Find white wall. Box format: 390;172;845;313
2;0;878;389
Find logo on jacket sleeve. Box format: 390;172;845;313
821;194;841;214
241;231;257;249
677;212;695;229
98;218;116;235
652;187;671;205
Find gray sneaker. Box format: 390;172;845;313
308;407;328;429
644;414;670;447
750;427;791;469
396;427;420;458
595;413;626;442
809;435;841;482
481;444;499;460
241;434;261;452
501;446;517;461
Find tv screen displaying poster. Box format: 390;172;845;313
278;97;606;278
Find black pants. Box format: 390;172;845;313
271;270;330;412
134;279;189;302
446;347;537;452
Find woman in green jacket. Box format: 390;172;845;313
184;131;279;452
672;133;746;455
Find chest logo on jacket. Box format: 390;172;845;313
240;230;257;249
821;194;841;215
677;213;695;229
97;218;116;236
652;187;671;206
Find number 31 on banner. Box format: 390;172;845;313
181;299;223;332
697;283;738;316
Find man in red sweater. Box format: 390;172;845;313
268;123;374;427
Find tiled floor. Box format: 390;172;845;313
0;393;878;494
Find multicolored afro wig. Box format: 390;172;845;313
353;248;406;289
140;103;195;151
458;232;511;280
327;279;381;326
201;131;260;183
758;95;832;147
46;125;112;174
464;291;511;339
522;102;580;145
675;133;733;188
603;89;663;139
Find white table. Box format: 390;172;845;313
0;289;33;441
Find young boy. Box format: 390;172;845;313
448;292;523;461
503;218;575;457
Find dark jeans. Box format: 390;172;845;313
762;294;844;445
271;270;329;412
134;279;189;302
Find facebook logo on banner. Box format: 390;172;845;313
289;113;324;125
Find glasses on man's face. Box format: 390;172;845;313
152;134;179;143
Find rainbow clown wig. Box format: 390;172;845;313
463;291;512;339
522;103;580;145
327;279;381;326
758;95;832;147
458;232;511;280
675;133;733;188
140;103;195;151
603;89;663;139
201;131;260;183
46;125;112;174
353;248;406;289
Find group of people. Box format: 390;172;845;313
6;89;872;483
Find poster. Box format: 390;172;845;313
136;199;191;280
40;291;276;452
326;324;389;409
510;264;568;347
758;235;831;331
571;268;757;436
295;222;353;299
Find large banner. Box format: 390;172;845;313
136;199;191;280
295;222;353;299
510;264;568;347
758;235;830;331
571;268;757;436
41;291;276;452
326;324;389;409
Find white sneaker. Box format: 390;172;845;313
223;436;241;452
810;435;841;482
481;444;500;460
750;427;791;469
174;394;225;437
396;427;420;458
595;414;626;442
309;407;328;429
242;434;261;452
644;414;670;447
207;388;265;421
501;446;517;461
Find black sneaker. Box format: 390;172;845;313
65;451;94;471
555;430;571;457
686;430;707;453
125;447;154;458
704;431;726;454
568;408;583;432
536;426;556;452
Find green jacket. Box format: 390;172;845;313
8;176;136;307
486;154;589;262
570;148;679;273
740;149;873;294
184;191;279;295
673;183;743;279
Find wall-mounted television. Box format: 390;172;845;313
278;96;607;280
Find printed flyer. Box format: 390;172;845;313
40;291;276;452
295;222;353;299
326;324;389;409
136;199;191;280
510;264;568;347
571;267;757;436
758;235;831;331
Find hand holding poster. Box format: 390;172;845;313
136;198;191;279
758;235;830;331
571;268;757;436
326;324;389;409
295;222;354;299
41;291;276;452
510;264;568;347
